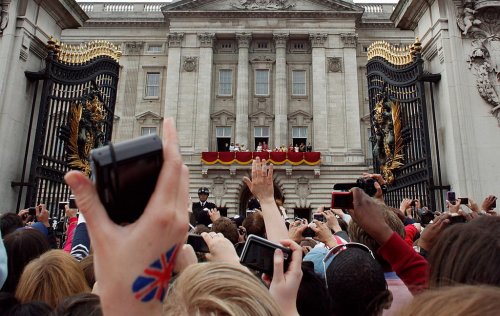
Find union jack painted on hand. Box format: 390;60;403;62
132;245;179;302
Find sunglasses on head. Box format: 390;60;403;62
322;242;375;289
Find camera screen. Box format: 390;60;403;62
241;241;279;275
187;234;209;253
313;214;325;222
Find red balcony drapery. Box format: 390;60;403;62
201;152;321;166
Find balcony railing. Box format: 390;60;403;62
77;2;165;13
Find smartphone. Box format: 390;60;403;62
459;197;469;205
447;191;456;203
28;207;37;216
69;195;77;209
59;202;69;211
302;227;316;238
449;214;466;225
331;192;354;209
187;234;210;253
239;234;292;276
313;214;325;222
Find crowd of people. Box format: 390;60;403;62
1;118;499;316
224;142;313;153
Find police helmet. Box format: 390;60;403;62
198;187;210;196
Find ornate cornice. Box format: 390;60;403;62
168;32;184;48
273;33;289;48
340;33;358;48
236;32;252;49
309;33;328;48
198;32;215;48
231;0;295;11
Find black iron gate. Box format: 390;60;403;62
366;40;442;211
15;38;120;218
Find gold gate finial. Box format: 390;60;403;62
367;38;419;65
47;38;122;64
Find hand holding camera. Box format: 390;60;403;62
201;232;241;267
288;219;308;244
311;220;337;248
265;239;303;316
36;204;50;227
64;118;189;315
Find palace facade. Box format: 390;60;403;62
60;0;414;216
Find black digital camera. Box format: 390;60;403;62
333;178;387;197
90;134;163;224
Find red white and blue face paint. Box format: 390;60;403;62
132;245;179;302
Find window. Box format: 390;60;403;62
141;127;157;135
218;69;232;96
221;43;232;49
292;127;308;138
254;127;270;137
255;69;269;96
216;126;232;138
292;127;308;149
257;42;268;49
147;44;163;53
292;70;306;96
145;72;160;97
216;127;232;152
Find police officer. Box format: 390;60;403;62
192;187;216;226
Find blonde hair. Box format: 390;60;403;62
15;250;90;308
164;262;282;316
398;285;500;316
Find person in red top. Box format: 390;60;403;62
262;141;269;151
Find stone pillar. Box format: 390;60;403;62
120;42;143;140
341;33;363;156
273;33;289;149
164;32;184;125
194;33;215;152
235;33;252;147
310;33;328;151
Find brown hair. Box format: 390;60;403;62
79;254;95;289
2;229;50;293
398;285;500;316
164;262;282;316
348;204;405;253
242;212;266;238
15;250;90;308
428;216;500;288
212;217;239;244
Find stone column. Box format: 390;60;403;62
120;42;143;140
310;33;328;151
341;33;363;156
194;33;215;152
273;33;289;148
235;33;252;147
164;32;184;125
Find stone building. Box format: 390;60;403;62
0;0;87;212
392;0;500;203
60;0;414;217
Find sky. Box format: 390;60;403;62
77;0;399;3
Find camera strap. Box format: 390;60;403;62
108;142;120;202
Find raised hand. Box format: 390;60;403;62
64;118;189;316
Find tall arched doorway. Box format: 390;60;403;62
238;182;283;217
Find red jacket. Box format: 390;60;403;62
378;232;429;295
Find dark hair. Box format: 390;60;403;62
193;224;211;235
326;248;391;316
429;216;500;288
0;213;24;237
79;254;95;289
53;293;102;316
297;262;333;316
242;212;266;238
212;217;239;244
1;229;50;293
7;301;53;316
